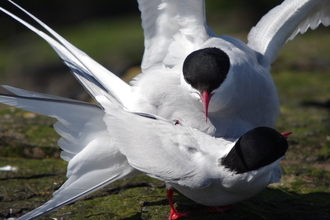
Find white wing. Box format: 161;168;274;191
0;86;227;218
138;0;214;71
0;1;132;108
0;89;137;219
247;0;330;66
0;85;235;218
104;106;230;189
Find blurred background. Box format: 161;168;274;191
0;0;289;101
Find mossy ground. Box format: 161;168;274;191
0;7;330;220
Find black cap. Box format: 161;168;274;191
183;47;230;94
220;127;289;174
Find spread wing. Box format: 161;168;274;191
138;0;215;71
247;0;330;66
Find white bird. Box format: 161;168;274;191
0;86;290;220
134;0;330;137
1;1;329;138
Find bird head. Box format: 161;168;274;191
182;47;230;123
220;127;290;174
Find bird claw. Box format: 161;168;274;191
174;119;180;125
168;210;190;220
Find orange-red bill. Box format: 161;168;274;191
281;131;292;139
199;91;212;123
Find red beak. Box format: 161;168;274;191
281;131;292;139
199;91;212;123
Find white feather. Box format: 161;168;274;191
247;0;330;65
0;90;138;220
0;87;285;217
2;1;131;108
138;0;213;71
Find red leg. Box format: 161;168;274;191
167;189;189;220
206;205;235;213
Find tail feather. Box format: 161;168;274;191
0;1;132;109
0;90;138;219
2;85;85;102
0;86;106;158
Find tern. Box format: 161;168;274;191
0;86;290;220
1;0;328;139
136;0;330;137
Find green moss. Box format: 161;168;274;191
317;141;330;161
